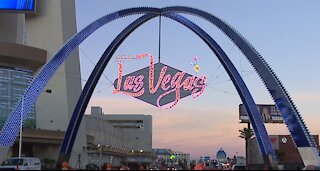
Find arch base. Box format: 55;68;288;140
298;147;320;167
57;153;71;169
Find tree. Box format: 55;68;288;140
239;127;254;169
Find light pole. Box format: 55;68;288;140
18;97;24;158
17;90;51;158
98;144;102;170
139;150;143;168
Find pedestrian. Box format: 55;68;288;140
106;163;112;170
62;161;69;170
119;165;126;170
139;165;145;170
194;162;204;170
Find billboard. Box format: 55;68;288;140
239;104;283;123
0;0;36;12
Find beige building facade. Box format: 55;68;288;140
0;0;87;167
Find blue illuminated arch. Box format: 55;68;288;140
58;12;274;164
0;6;317;166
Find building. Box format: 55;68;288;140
88;106;152;153
216;148;227;163
0;0;86;168
153;148;172;167
248;135;320;170
84;114;127;168
153;148;190;169
85;106;154;169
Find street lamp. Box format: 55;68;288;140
18;89;52;158
18;97;24;158
97;144;102;170
139;150;143;168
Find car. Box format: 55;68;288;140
0;157;41;170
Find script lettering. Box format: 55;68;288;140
113;54;206;109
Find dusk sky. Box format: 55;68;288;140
75;0;320;159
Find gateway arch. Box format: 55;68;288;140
0;7;318;167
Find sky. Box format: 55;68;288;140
75;0;320;160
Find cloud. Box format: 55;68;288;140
289;91;320;110
88;93;320;159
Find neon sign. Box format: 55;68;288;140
113;54;206;109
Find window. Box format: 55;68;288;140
0;67;36;128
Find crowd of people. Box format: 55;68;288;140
61;161;150;170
